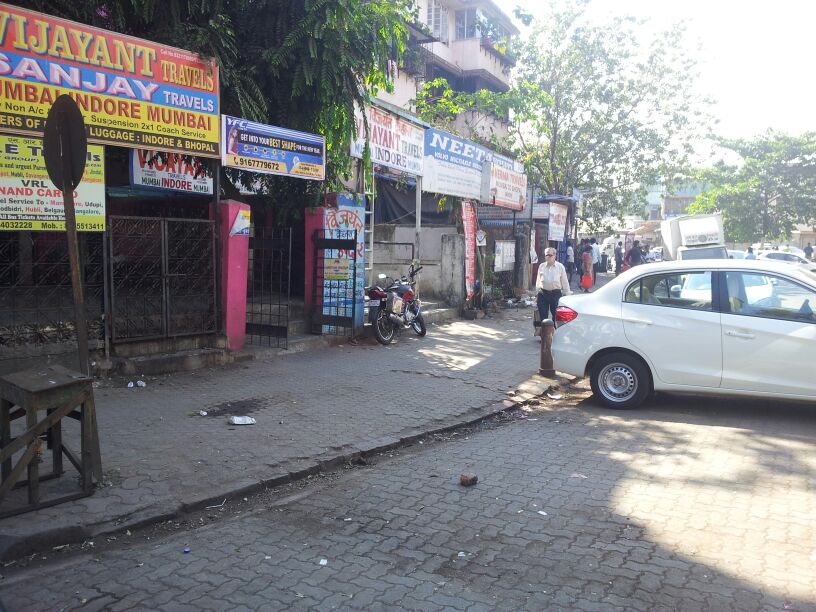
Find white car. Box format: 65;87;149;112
758;251;812;265
552;259;816;408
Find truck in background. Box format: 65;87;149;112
660;214;728;261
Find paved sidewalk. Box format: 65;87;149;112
1;307;550;560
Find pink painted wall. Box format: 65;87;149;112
220;199;251;350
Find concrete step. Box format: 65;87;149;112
99;347;231;377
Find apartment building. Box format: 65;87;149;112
377;0;520;144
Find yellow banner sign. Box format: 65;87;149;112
0;135;105;231
0;3;220;157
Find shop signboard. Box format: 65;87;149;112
0;3;220;156
129;150;213;194
350;105;424;175
547;202;568;241
422;128;486;199
481;154;527;211
222;115;325;180
0;135;104;231
532;199;550;220
462;200;476;299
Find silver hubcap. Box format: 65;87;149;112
599;363;637;403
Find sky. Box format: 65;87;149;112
511;0;816;140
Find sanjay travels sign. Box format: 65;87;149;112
0;3;220;157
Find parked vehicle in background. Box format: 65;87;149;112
758;251;812;265
366;265;426;345
752;243;806;257
727;249;746;259
660;214;727;261
552;259;816;409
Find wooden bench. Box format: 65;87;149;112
0;365;102;518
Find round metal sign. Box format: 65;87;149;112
42;95;88;192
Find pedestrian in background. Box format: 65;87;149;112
745;246;756;260
805;242;813;261
614;241;623;276
536;247;571;325
581;244;593;292
626;240;645;267
565;241;575;283
590;238;601;284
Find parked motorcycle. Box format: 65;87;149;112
365;265;426;345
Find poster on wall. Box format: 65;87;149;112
494;240;516;272
222;116;325;180
0;3;220;156
0;135;105;231
481;154;527;211
323;202;366;330
547;202;568;241
130;150;213;194
350;105;424;175
462;200;476;299
422;128;485;199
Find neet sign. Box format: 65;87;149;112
0;3;220;156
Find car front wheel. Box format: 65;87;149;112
590;352;651;409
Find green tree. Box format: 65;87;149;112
415;1;712;227
689;132;816;243
22;0;412;214
513;1;712;227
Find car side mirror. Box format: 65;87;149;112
670;284;681;297
770;278;778;286
378;273;387;280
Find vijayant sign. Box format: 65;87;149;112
350;105;424;176
0;3;220;156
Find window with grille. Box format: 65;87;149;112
455;8;480;40
426;0;448;42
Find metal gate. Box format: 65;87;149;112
246;227;291;348
311;229;358;336
108;216;216;341
0;231;104;370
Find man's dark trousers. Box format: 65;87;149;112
537;289;562;322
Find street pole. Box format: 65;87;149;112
414;175;422;296
58;120;89;376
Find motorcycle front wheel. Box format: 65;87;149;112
374;311;396;345
411;312;427;337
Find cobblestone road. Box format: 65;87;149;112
2;311;540;554
5;384;815;611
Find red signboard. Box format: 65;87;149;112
462;200;476;299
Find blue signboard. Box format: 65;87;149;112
221;115;325;181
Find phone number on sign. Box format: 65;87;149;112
234;157;286;172
0;220;33;229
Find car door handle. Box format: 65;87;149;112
725;330;755;339
623;317;652;325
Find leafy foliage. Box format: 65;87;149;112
414;0;712;228
689;132;816;242
510;0;712;228
20;0;412;217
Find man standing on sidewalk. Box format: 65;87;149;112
536;247;572;325
590;238;601;285
565;241;575;284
